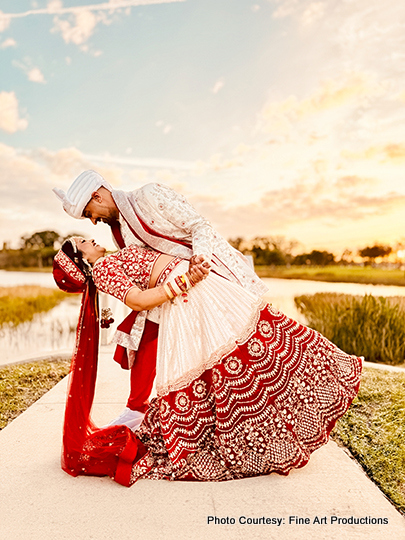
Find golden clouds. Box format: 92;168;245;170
343;144;405;163
257;72;382;137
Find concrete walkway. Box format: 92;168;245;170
1;346;404;540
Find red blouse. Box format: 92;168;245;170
92;245;160;303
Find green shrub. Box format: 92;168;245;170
294;293;405;365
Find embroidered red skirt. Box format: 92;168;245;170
127;302;362;485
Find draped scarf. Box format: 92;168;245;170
61;279;145;486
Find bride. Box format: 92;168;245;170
53;237;362;487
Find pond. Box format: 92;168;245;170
0;270;128;366
262;277;405;321
1;271;404;365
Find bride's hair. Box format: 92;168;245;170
61;239;92;276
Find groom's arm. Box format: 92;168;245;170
134;183;215;264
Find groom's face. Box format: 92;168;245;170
82;191;119;225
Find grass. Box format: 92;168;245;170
332;367;405;515
0;358;71;430
256;264;405;286
0;285;68;327
295;293;405;365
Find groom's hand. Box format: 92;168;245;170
188;255;211;283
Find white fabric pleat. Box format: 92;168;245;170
156;261;264;396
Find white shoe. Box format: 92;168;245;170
104;407;144;431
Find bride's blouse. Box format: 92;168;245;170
93;245;162;303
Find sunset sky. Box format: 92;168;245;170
1;0;405;254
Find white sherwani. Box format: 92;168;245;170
112;183;267;296
110;183;268;357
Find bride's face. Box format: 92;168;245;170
74;237;106;263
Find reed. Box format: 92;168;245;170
0;286;68;327
294;293;405;365
256;264;405;286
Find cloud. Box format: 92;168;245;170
211;79;225;94
257;72;383;138
342;143;405;163
0;142;193;249
272;0;298;20
1;1;186;45
51;9;98;46
84;151;195;170
0;11;11;32
12;59;46;84
155;120;173;136
47;0;63;12
301;2;325;26
3;0;186;19
1;139;404;253
27;67;46;84
188;174;405;246
0;92;28;133
272;0;326;26
0;38;16;49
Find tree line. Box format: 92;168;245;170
0;230;398;269
0;230;78;269
228;237;396;266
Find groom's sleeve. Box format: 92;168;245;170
136;183;215;260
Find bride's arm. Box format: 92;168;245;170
124;284;171;311
125;270;200;310
92;257;200;310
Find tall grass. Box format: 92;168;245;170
0;286;68;327
295;293;405;365
256;264;405;286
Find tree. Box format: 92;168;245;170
228;237;245;252
339;249;352;265
250;237;287;266
21;230;62;250
358;244;392;265
293;250;335;266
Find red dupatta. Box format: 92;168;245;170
61;278;145;486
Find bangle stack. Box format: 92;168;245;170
163;273;196;301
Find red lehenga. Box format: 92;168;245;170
59;247;362;487
129;303;361;484
92;250;362;486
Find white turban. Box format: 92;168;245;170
52;170;113;219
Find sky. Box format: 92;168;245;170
0;0;405;254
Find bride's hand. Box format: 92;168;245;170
188;255;211;283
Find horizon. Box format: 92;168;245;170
1;0;405;253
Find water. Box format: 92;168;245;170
0;297;81;365
262;277;405;321
0;271;128;365
0;270;56;287
1;271;405;364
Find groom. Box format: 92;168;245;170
53;170;267;428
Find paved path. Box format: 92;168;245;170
1;346;404;540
